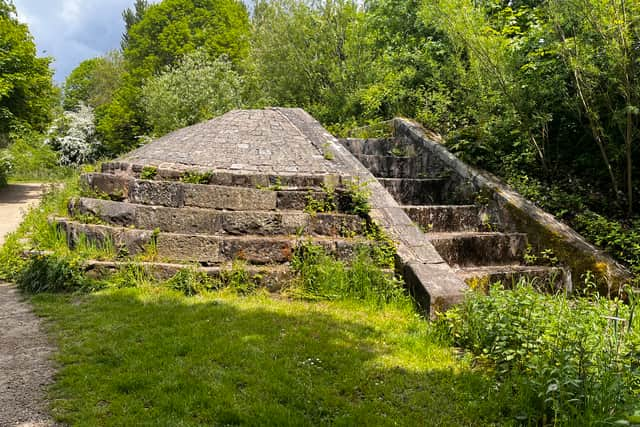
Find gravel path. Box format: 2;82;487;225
0;183;57;427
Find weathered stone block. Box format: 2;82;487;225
129;180;184;208
156;234;222;264
182;184;276;210
403;261;467;317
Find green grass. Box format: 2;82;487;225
33;287;503;426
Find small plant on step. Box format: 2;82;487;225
220;260;256;295
364;221;397;269
304;184;336;215
136;228;161;262
343;178;371;217
322;142;334;160
181;171;213;184
523;244;537;265
140;166;158;180
269;176;283;191
389;145;409;157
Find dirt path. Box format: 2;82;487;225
0;183;57;427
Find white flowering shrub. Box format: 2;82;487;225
142;50;243;135
0;149;13;186
46;103;101;166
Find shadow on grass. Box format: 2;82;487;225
34;289;504;426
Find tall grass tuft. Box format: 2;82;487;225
289;242;409;307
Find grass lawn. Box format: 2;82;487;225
32;287;503;426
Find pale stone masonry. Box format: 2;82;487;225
121;108;347;175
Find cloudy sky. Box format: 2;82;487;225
14;0;159;83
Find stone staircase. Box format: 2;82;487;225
341;137;565;288
53;168;374;288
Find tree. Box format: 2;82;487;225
250;0;371;125
124;0;250;79
63;51;125;111
0;0;55;138
142;50;242;135
546;0;640;215
121;0;149;51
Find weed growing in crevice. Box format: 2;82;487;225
304;184;336;215
342;178;371;217
180;170;212;184
363;222;397;269
140;166;158;180
321;142;334;160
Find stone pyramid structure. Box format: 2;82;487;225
51;108;630;315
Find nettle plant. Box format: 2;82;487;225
46;102;101;166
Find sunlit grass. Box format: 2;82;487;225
33;287;503;426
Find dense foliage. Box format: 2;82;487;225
142;50;242;135
444;283;640;425
0;0;56;140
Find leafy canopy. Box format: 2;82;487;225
142;50;242;135
0;0;55;136
124;0;250;79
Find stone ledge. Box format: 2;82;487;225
81;172;360;212
70;197;365;237
55;219;373;265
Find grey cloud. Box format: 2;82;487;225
14;0;159;82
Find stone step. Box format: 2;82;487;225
455;265;566;290
56;219;373;265
84;260;294;291
101;162;341;189
355;153;415;178
426;232;528;267
70;197;364;237
341;138;414;156
81;172;355;212
378;178;446;205
402;205;485;232
353;153;448;179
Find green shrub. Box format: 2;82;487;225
7;132;75;181
17;253;88;293
180;171;212;184
140;166;157;180
443;283;640;425
0;149;12;186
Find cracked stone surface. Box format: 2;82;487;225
120;108;349;175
